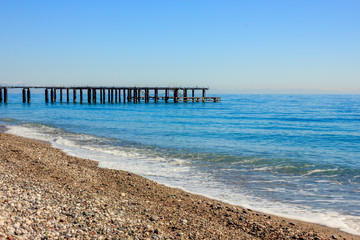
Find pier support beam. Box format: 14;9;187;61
183;89;187;102
45;89;48;103
54;89;57;102
127;89;131;102
165;89;168;103
87;88;91;103
174;89;178;103
154;88;158;103
50;89;54;103
108;89;111;103
118;89;121;103
80;89;83;103
133;88;137;103
4;88;7;103
22;88;26;103
145;89;149;103
115;89;118;103
123;89;126;103
111;89;114;103
93;89;97;103
27;88;31;103
192;89;195;102
60;89;63;102
73;89;76;103
66;89;69;103
0;88;3;103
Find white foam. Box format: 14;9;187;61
305;168;339;176
253;166;273;171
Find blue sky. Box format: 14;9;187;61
1;0;359;93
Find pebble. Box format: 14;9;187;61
180;219;188;224
150;215;160;221
13;223;20;229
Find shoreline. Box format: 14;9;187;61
0;132;359;239
0;125;8;133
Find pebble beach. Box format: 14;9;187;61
0;132;359;240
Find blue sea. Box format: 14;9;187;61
1;92;360;235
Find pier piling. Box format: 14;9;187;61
145;89;149;103
22;89;26;103
133;88;137;103
4;88;7;103
127;89;131;102
165;89;168;103
73;89;76;103
174;89;178;103
93;89;97;103
155;88;158;103
80;89;83;103
87;89;91;103
27;88;31;103
50;89;54;103
45;89;48;103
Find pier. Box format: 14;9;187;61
0;86;220;104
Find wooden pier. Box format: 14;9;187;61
0;86;220;104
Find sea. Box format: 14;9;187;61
1;92;359;235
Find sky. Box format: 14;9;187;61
0;0;359;93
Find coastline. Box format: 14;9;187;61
0;132;359;239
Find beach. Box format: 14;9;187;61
0;132;359;239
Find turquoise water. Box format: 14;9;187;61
1;93;360;234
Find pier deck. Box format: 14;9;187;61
0;86;220;104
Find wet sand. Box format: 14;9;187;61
0;125;8;133
0;132;359;239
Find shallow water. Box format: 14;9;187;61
1;93;360;234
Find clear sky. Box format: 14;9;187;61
1;0;359;93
